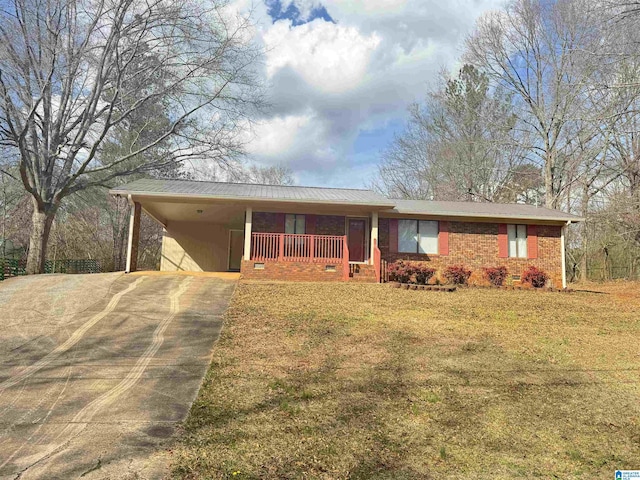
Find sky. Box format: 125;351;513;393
238;0;505;188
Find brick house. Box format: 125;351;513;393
110;179;582;288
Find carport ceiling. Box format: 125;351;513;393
142;201;246;225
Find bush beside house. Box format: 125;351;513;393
522;265;549;288
443;265;472;285
483;266;509;287
387;261;552;290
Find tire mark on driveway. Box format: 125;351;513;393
13;277;193;477
0;277;145;395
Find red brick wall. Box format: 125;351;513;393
253;212;345;236
253;212;282;233
378;218;563;287
247;214;563;286
315;215;345;236
241;260;344;282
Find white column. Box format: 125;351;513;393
561;222;568;289
243;207;252;261
370;211;379;265
125;195;141;273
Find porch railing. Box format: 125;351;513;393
251;233;347;264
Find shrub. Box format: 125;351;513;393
482;266;509;287
413;264;436;285
387;260;414;283
443;265;472;285
522;265;548;288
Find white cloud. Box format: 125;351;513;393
325;0;408;16
247;112;315;157
263;20;381;94
242;0;505;187
247;110;344;175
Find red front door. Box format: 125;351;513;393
348;219;366;262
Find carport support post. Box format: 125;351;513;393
244;207;252;261
561;221;569;289
125;196;141;273
370;211;378;265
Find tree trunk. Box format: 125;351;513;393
579;239;588;282
579;186;589;282
544;149;556;208
26;201;56;275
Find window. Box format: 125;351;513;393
507;224;527;258
285;214;305;234
398;220;439;254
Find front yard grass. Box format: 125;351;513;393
171;281;640;479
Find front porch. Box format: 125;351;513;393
245;232;378;282
242;209;382;283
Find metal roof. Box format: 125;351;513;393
110;178;582;222
386;199;582;222
110;178;395;206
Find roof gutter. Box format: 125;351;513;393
109;190;396;209
381;210;584;223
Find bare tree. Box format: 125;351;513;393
193;161;295;186
373;65;527;201
245;164;294;186
0;0;262;273
0;164;23;257
464;0;602;208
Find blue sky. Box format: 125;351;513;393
242;0;504;188
265;0;334;25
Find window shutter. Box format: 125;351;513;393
498;224;508;258
438;221;449;256
389;218;399;253
306;214;316;235
276;213;285;233
527;225;538;259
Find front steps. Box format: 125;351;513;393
348;264;378;283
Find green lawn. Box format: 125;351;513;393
171;281;640;479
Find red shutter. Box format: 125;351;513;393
306;214;316;235
438;221;449;256
389;218;399;253
498;224;508;258
276;213;285;233
527;225;538;259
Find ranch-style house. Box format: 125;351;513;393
110;179;583;288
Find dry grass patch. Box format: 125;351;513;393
171;282;640;479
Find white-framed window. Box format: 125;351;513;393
285;214;305;234
398;220;439;254
508;224;528;258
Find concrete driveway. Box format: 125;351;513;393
0;272;237;479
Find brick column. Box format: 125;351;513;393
125;199;141;273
